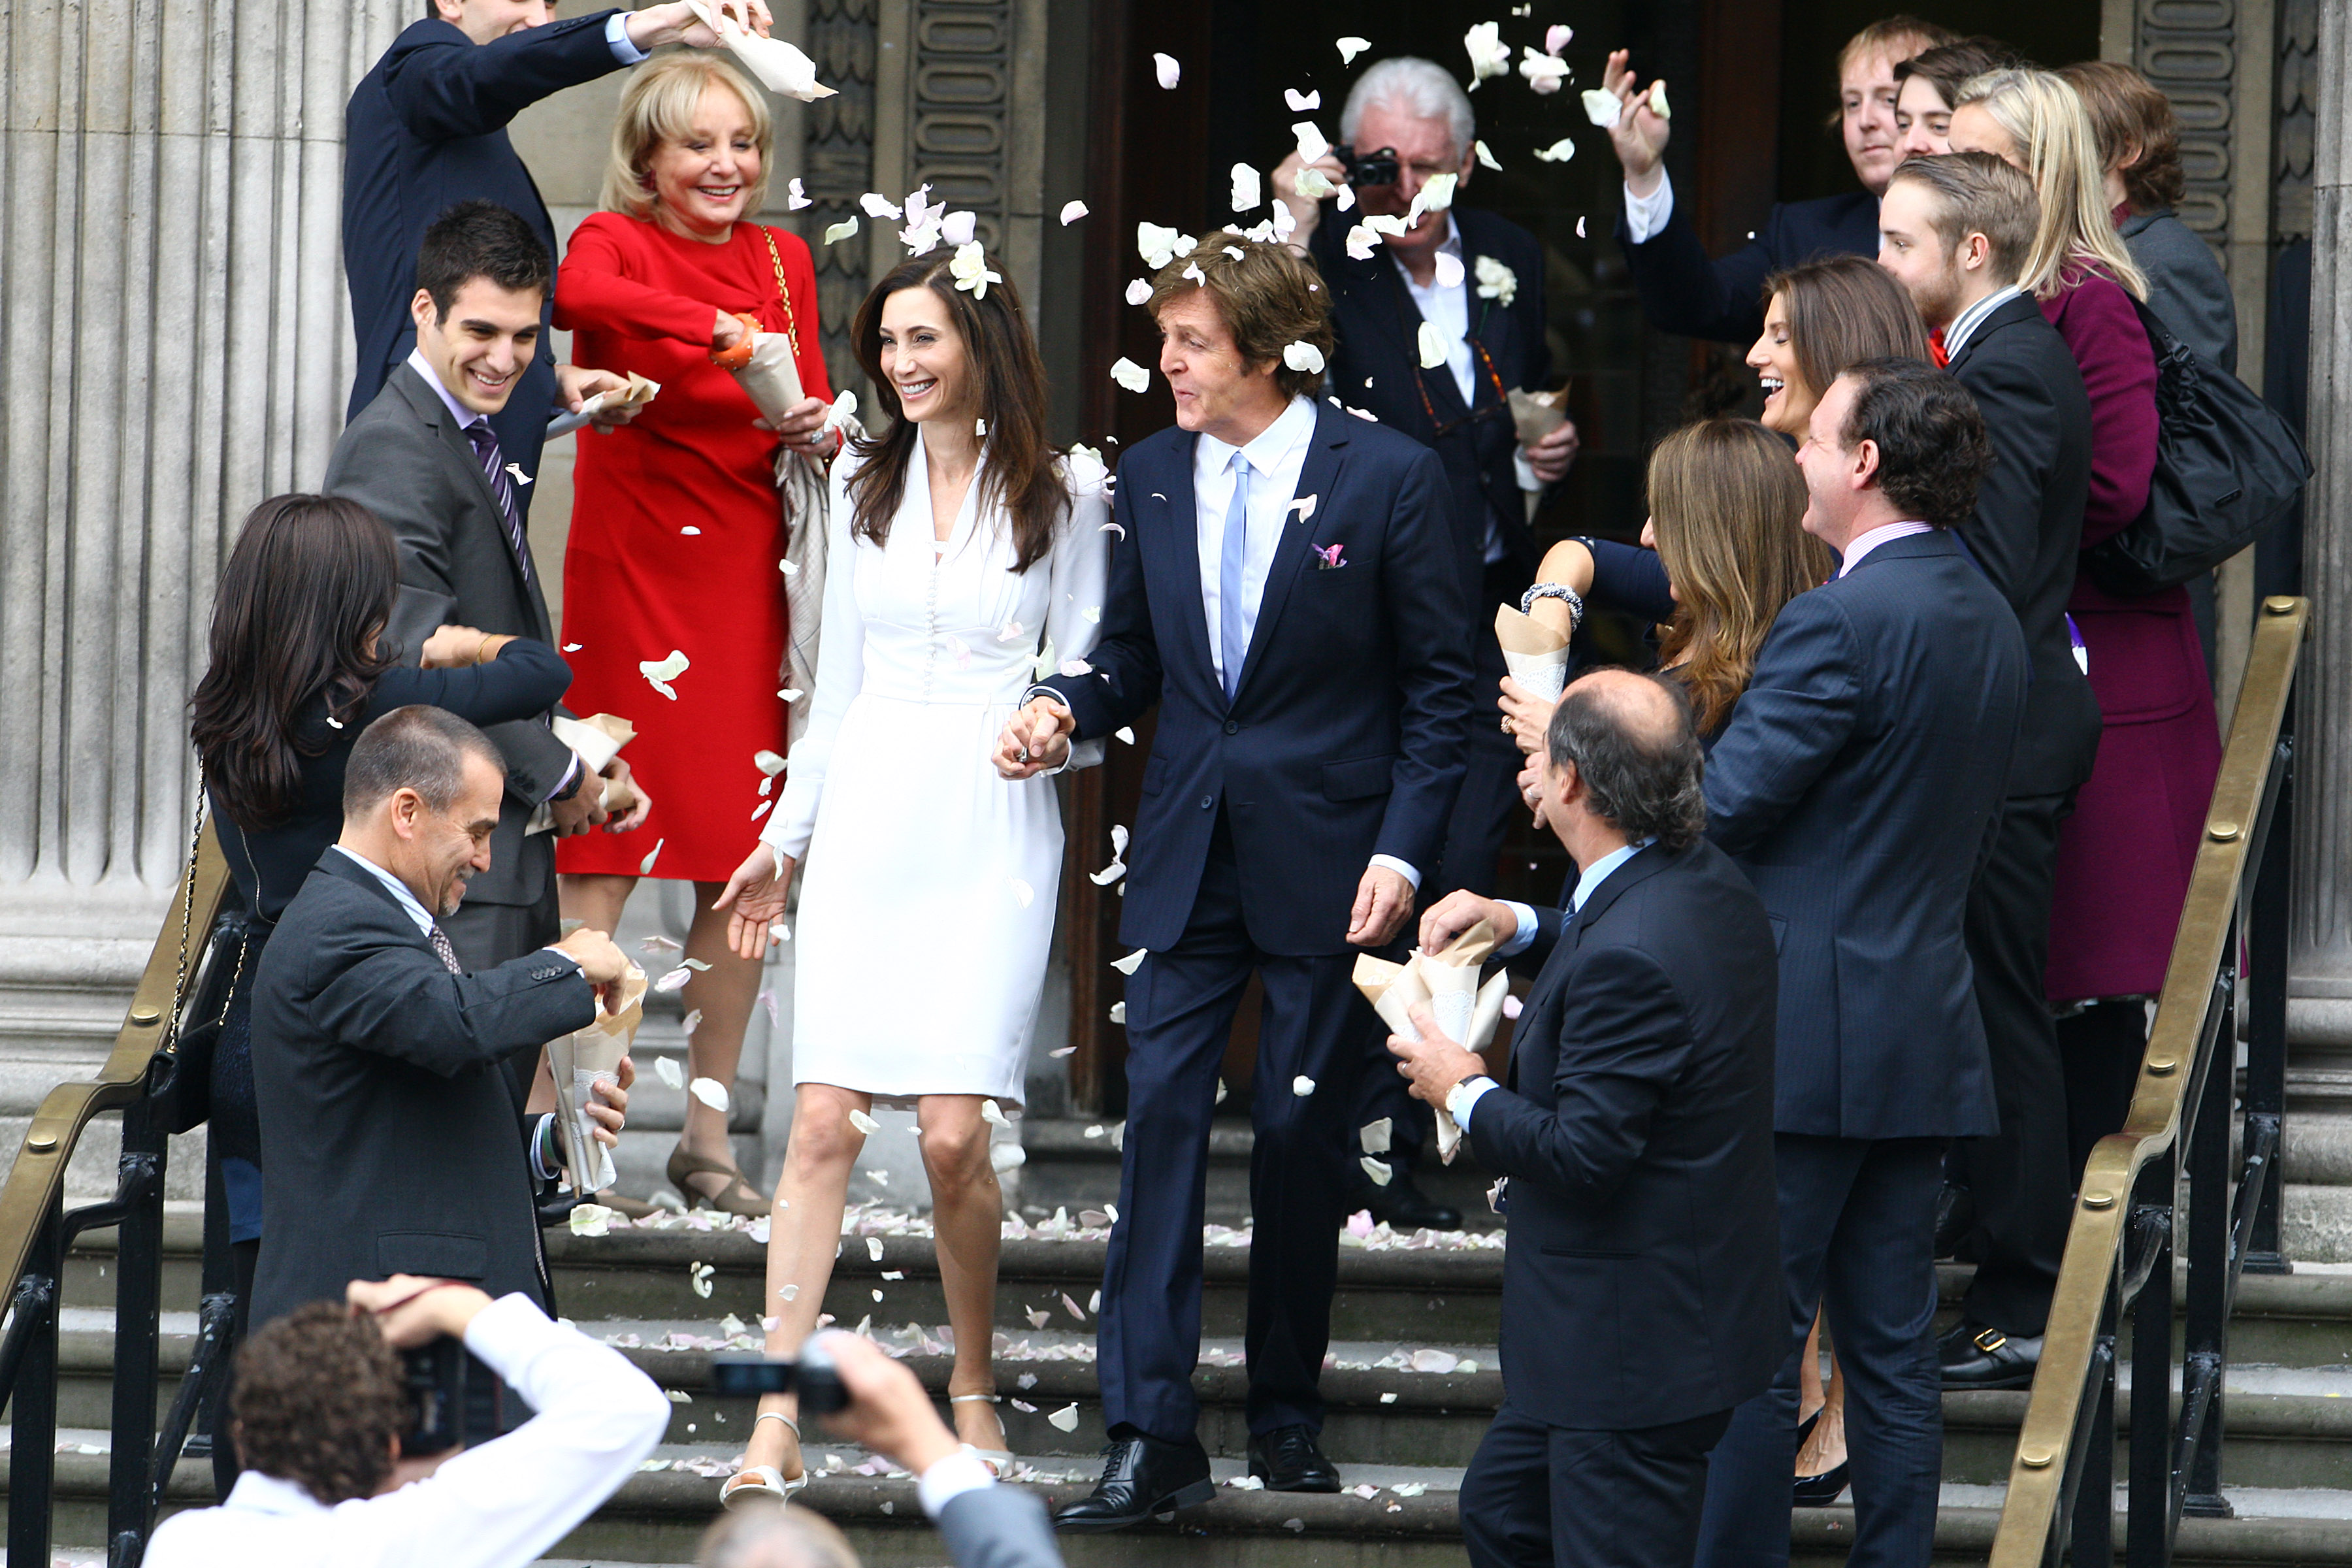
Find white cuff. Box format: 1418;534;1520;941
606;12;651;65
544;751;583;806
1448;1076;1500;1132
1513;448;1543;494
917;1450;998;1518
532;1114;562;1182
1369;855;1421;892
1495;902;1540;957
1622;171;1675;246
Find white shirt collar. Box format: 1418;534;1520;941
1942;284;2027;360
1197;393;1318;479
1836;521;1936;577
1572;838;1654;912
404;344;488;431
221;1469;331;1517
331;844;438;938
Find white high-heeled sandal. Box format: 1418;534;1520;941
721;1412;811;1507
951;1392;1014;1477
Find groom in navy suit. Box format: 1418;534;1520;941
997;234;1473;1529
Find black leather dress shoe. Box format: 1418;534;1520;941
1356;1168;1465;1232
1053;1432;1215;1531
1248;1424;1343;1492
1938;1320;2042;1390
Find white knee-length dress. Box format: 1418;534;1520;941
762;434;1109;1105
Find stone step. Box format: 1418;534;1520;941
5;1433;2351;1567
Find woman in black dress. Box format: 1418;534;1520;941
186;493;570;1485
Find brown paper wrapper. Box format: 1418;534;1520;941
1354;922;1508;1165
1495;604;1572;703
1509;387;1569;448
730;333;807;425
550;962;647;1195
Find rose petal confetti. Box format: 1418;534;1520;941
1110;357;1151;393
1464;22;1509;85
642;934;682;953
1410;1348;1461;1373
787;176;811;210
1124;278;1152;306
982;1099;1011;1128
1547;23;1573;52
1111;948;1147;975
1475;139;1503;171
779;1283;800;1301
1292;1075;1316;1097
823;216;860;245
755;749;787;776
859;191;904;220
653;962;694;993
666;1388;693;1403
1062;1292;1087;1321
1533;137;1578;163
1115;727;1136;744
1582;88;1622;128
1360;1155;1394;1186
1360;1117;1394;1154
1048;1403;1080;1432
570;1203;612;1237
1090;824;1130;885
849;1109;881;1135
1520;46;1569;93
1292;119;1331;163
1284;88;1321;112
1503;993;1524;1019
1059;199;1089;225
1230;162;1262;212
689;1262;715;1299
1650;80;1671;119
1108;1001;1126;1024
1290;493;1319;522
1417;321;1450;370
1435;250;1465;290
1337;36;1369;65
1282;341;1326;374
640;649;689;699
690;1077;730;1112
1152;52;1181;90
1026;1307;1051;1328
683;1008;703;1036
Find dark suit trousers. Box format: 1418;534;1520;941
1100;811;1364;1441
1465;1403;1732;1568
1696;1135;1946;1568
1948;791;2074;1336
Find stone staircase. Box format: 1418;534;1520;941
15;1127;2352;1566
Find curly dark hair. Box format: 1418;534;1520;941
231;1302;407;1505
1836;356;1995;531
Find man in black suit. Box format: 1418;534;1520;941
249;706;631;1328
328;201;648;972
1397;670;1782;1568
343;0;764;507
996;235;1473;1527
1269;56;1580;1227
1693;360;2025;1568
1599;17;1954;344
1878;152;2104;1390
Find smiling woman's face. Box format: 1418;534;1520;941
1745;292;1817;438
877;285;973;427
647;85;760;242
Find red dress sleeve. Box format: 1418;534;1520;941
2043;272;2159;547
555;212;721;347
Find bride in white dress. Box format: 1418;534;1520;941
713;246;1107;1502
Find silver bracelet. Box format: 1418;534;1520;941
1520;581;1584;632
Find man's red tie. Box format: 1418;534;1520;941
1929;326;1950;368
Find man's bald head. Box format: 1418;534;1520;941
1544;670;1707;851
695;1500;860;1568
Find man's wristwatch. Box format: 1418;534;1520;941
1445;1075;1495;1126
551;764;587;803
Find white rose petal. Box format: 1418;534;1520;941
655;1056;685;1089
1115;727;1137;745
1360;1155;1394;1186
1153;52;1181;90
1284;88;1321;111
787;176;811;210
653;962;694;993
1290;493;1318;522
1048;1403;1080;1432
640;649;689;699
1111;948;1148;975
943;208;977;246
1519;47;1569;94
754;749;787;776
1649;80;1671;120
1418;320;1450;370
1136;220;1190;269
1434;250;1465;290
683;1009;703;1036
1533;137;1578;163
868;1236;885;1262
1292;120;1331;164
1581;88;1622;129
1124;278;1152;306
1475;139;1503;171
779;1283;800;1301
1282;341;1326;374
1360;1117;1394;1154
1411;1348;1462;1373
1059;199;1089;225
982;1100;1011;1128
690;1077;730;1113
1230;162;1262;212
1293;167;1336;202
848;1109;881;1135
1292;1075;1317;1097
569;1203;612;1237
1409;172;1457;220
1110;357;1151;394
1547;23;1573;53
1337;36;1369;65
1109;1001;1127;1024
858;191;903;220
1463;22;1509;84
823;216;860;245
1345;221;1379;261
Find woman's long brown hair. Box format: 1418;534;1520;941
189;495;400;830
844;248;1064;571
1648;420;1829;735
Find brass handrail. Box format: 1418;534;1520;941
1989;595;2308;1563
0;826;228;1308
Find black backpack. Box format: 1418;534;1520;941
2081;299;2311;596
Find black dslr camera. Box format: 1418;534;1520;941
400;1339;506;1456
709;1333;851;1414
1333;143;1402;189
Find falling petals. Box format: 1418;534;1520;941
1546;23;1573;53
682;1008;703;1036
1290;493;1319;522
1409;172;1458;220
1111;357;1151;394
1337;36;1370;65
754;749;787;776
1533;137;1578;163
867;1236;885;1262
1360;1155;1394;1186
689;1262;715;1299
1292;120;1331;164
787;177;811;210
848;1109;881;1135
858;191;904;220
1152;52;1181;90
1463;21;1509;85
1048;1403;1080;1432
640;838;666;875
1503;992;1524;1019
1061;1292;1088;1322
1059;199;1089;225
640;648;689;699
779;1282;800;1301
1230;162;1262;212
1136;220;1192;269
1111;948;1147;975
942;209;977;246
1115;726;1137;744
1124;278;1151;306
1090;824;1130;885
1649;80;1671;119
982;1099;1011;1128
1284;88;1321;111
653;962;694;994
1581;88;1622;129
1475;139;1503;171
1418;320;1450;370
642;934;681;953
1283;341;1326;374
1434;250;1465;290
1360;1117;1394;1154
690;1077;730;1112
822;216;860;245
1108;1001;1126;1024
1519;46;1569;93
1292;1075;1317;1097
655;1056;685;1089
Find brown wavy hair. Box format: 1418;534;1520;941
189;495;401;831
845;248;1065;572
1759;253;1931;416
231;1301;407;1505
1648;419;1828;736
1146;231;1334;400
2059;59;2188;212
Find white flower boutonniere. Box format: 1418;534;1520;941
1473;255;1518;308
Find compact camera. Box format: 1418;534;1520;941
400;1337;506;1456
1332;143;1403;189
710;1333;851;1414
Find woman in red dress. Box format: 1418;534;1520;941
556;52;835;1215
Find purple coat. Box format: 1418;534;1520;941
2042;270;2221;1002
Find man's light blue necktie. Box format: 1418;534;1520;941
1217;446;1251;702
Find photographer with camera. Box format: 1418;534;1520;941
145;1275;670;1567
1271;56;1574;1233
706;1331;1064;1568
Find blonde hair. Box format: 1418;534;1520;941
600;54;773;223
1953;67;2148;301
1647;419;1831;736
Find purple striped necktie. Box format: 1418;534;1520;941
462;421;533;587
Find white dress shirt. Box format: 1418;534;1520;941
1456;838;1655;1128
1622;171;1680;246
1194;394;1420;891
142;1294;671;1568
1836;521;1935;577
1396;223;1475;406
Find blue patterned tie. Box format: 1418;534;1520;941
463;421;533;588
1217;447;1251;702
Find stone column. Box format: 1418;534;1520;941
0;0;409;1184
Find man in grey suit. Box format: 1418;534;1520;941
696;1331;1065;1568
325;199;647;969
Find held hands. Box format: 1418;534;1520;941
556;924;629;987
1387;1002;1486;1107
1267;146;1349;250
714;843;794;960
808;1330;962;1477
1347;864;1416;947
630;0;774;51
348;1275;495;1348
600;757;652;833
756;395;835;457
993;697;1075;779
1418;889;1516;957
555;365;639;431
1523;419;1582;485
1601;50;1673;195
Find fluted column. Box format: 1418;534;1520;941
0;0;408;1098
